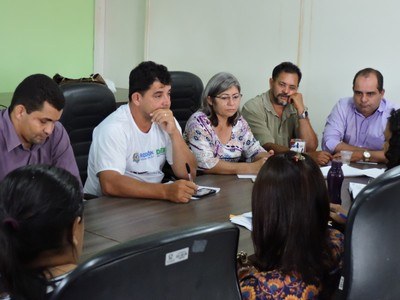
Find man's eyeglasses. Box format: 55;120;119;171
214;94;242;102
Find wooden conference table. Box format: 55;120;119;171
81;164;380;262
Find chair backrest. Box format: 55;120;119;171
339;165;400;299
169;71;203;130
51;222;241;300
59;82;116;184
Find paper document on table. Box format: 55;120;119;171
361;168;385;178
320;165;385;178
230;211;252;231
348;182;367;199
237;174;256;182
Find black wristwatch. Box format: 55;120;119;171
298;107;308;119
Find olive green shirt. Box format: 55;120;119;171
241;90;299;147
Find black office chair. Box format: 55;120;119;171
51;222;241;300
59;82;116;185
169;71;203;130
337;165;400;299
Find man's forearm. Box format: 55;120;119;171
334;142;387;163
298;119;318;151
262;142;289;154
170;131;197;179
100;171;168;199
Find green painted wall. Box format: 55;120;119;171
0;1;94;97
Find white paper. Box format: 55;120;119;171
348;182;367;199
320;165;386;178
361;168;385;179
230;211;252;231
237;174;257;182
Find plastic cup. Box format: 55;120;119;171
340;150;353;165
290;139;306;153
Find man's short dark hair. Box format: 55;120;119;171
9;74;65;113
352;68;384;92
271;62;302;85
128;61;171;100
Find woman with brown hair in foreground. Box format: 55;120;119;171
239;152;343;299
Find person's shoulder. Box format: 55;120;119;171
188;110;207;122
236;115;250;127
330;97;354;114
186;111;210;129
242;92;267;115
97;105;128;131
337;97;354;106
381;98;399;111
243;93;266;107
240;269;320;299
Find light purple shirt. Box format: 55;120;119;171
322;97;397;153
0;109;81;185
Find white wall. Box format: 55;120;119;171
97;0;400;147
95;0;146;88
299;0;400;143
146;0;301;99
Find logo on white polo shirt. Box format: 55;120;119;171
132;153;140;163
156;147;166;156
132;147;166;163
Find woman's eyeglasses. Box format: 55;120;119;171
214;94;242;102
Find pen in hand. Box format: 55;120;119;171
185;163;193;182
337;212;348;220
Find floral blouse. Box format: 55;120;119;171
184;111;265;169
238;229;344;300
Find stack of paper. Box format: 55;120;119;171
230;212;252;231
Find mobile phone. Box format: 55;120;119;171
193;188;217;198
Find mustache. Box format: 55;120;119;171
277;93;289;99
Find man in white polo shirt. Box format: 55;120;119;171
84;61;197;203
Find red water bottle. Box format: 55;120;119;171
327;160;344;204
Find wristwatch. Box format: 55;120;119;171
363;151;371;162
298;107;308;119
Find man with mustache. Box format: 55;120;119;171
242;62;332;165
322;68;397;163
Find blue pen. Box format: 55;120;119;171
337;212;348;220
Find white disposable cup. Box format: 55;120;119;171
340;150;353;165
290;139;306;153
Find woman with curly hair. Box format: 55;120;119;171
384;108;400;169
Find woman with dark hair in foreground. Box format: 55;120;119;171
384;108;400;170
239;152;344;299
0;165;84;300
